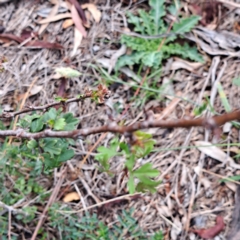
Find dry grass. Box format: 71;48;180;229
0;0;240;239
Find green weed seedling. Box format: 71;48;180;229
113;0;203;108
116;0;203;71
95;131;161;194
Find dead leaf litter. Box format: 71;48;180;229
0;0;240;239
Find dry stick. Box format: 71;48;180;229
8;77;38;145
0;92;93;119
201;168;240;185
8;209;11;240
31;167;66;240
185;171;196;233
2;109;240;138
191;206;234;218
217;0;240;8
155;204;181;231
38;1;59;36
57;192;141;214
0;201;26;215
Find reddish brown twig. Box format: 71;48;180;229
0;110;239;139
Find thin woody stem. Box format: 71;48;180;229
0;110;239;139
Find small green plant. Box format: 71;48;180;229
16;107;78;171
95;131;161;194
0;107;79;209
116;0;203;71
48;204;163;240
193;96;216;117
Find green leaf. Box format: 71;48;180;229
233;77;240;86
47;119;55;128
95;146;118;160
137;176;161;186
152;231;164;240
42;139;61;157
173;15;200;34
62;112;79;130
42;153;56;169
132;131;155;159
121;35;159;52
133;163;159;178
168;0;180;16
55;67;81;78
220;175;240;182
58;149;74;162
128;174;135;194
43;108;58;122
119;142;130;154
138;9;156;35
193;102;207;116
163;43;204;62
116;52;145;70
126;12;144;34
53;118;66;130
134;131;153;140
125;155;136;171
95;140;121;171
149;0;165;34
30;118;44;132
136;178;161;193
24;113;41;122
55;96;66;102
98;157;110;172
27;140;37;149
217;82;231;112
141;51;163;68
0;120;6;130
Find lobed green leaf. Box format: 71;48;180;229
173;15;201;34
133;163;159;178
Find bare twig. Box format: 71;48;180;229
185;171;196;233
0;92;93;119
8;210;11;240
57;193;141;214
0;110;239;139
0;201;26;215
0;84;111;120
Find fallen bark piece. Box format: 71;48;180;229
190;216;224;239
